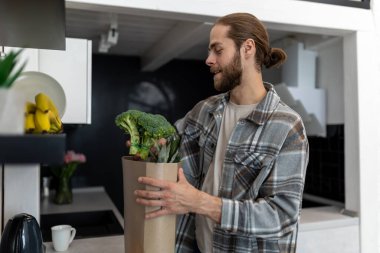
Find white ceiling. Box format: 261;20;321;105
65;8;330;71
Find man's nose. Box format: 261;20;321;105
205;54;215;66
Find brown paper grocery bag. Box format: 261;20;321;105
122;156;179;253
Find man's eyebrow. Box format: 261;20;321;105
208;42;222;51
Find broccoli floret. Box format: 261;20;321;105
137;113;177;160
115;109;180;162
115;110;143;155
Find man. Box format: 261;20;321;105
135;12;309;253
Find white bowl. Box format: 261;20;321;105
12;71;66;117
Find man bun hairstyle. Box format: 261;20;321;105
215;12;287;71
264;47;287;69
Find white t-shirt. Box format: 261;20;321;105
195;101;257;253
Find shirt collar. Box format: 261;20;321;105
208;82;280;125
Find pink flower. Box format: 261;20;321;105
64;150;86;164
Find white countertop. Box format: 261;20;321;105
41;188;358;252
40;186;124;228
44;235;124;253
299;206;358;231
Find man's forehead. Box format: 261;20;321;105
208;25;231;48
210;24;229;38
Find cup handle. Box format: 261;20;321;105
69;227;76;245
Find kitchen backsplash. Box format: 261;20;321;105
304;124;345;203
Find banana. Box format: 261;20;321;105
48;123;63;133
33;93;63;134
35;93;50;113
24;113;35;133
35;93;60;117
25;101;36;114
34;109;51;133
48;110;63;133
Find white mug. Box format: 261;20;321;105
51;225;76;251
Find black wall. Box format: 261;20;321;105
50;54;217;213
43;54;345;214
305;125;345;202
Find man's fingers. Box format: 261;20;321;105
158;138;167;146
135;189;162;199
178;168;186;181
145;208;170;219
138;176;169;188
136;198;165;207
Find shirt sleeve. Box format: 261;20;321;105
219;118;309;239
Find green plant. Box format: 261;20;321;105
115;109;181;162
0;49;26;88
50;150;86;204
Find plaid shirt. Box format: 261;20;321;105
175;83;309;253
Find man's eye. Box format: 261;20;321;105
215;49;223;55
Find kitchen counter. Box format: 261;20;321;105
41;187;125;251
298;206;359;253
300;205;358;231
42;204;358;253
41;186;124;228
44;235;124;253
40;186;124;244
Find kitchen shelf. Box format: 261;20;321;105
0;134;66;164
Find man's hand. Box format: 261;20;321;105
134;168;199;218
134;168;222;223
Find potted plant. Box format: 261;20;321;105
115;110;180;253
0;49;26;134
0;50;25;88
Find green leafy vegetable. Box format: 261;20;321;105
115;110;181;163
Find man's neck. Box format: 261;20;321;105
229;71;267;105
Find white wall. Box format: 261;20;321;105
371;2;380;252
316;39;344;125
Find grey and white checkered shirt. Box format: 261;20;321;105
175;83;309;253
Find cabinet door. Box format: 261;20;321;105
4;47;39;72
38;38;92;124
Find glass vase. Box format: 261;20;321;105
53;175;73;204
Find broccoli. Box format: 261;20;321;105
115;110;142;155
115;110;181;162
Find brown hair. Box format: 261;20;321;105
215;13;287;71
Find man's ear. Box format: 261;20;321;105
242;39;256;56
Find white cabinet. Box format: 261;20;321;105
6;38;92;124
4;47;39;72
39;38;92;124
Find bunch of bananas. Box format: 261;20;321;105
24;93;63;134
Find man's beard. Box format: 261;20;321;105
214;51;242;92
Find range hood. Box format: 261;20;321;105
0;0;66;50
275;41;327;137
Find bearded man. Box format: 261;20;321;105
135;12;309;253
